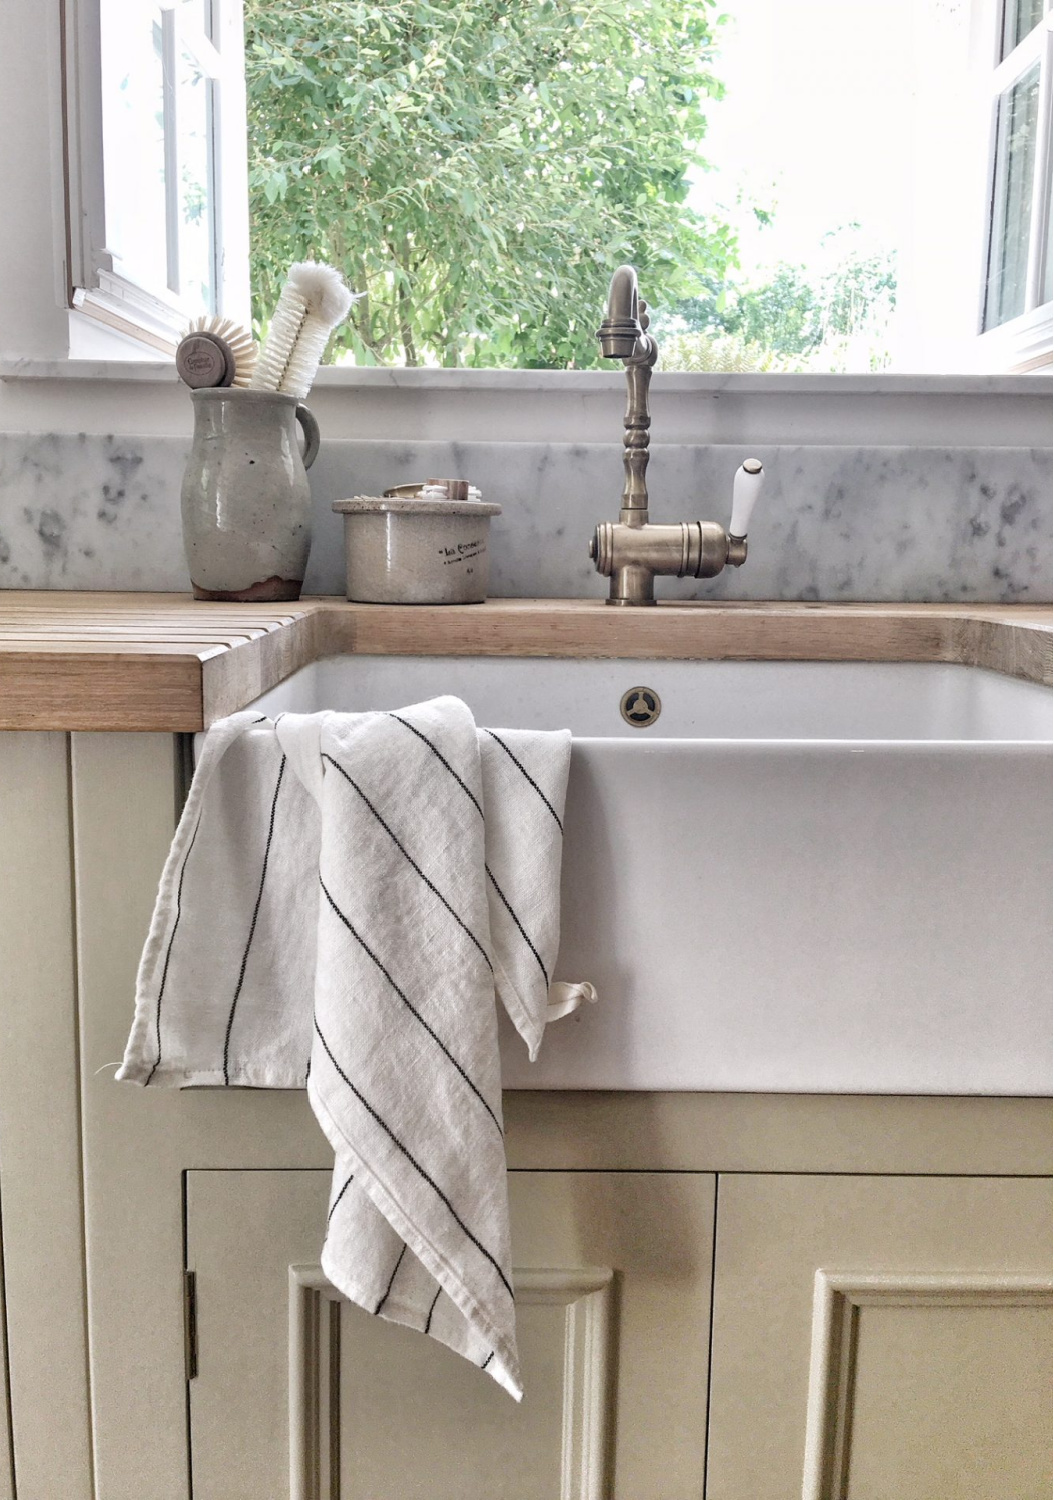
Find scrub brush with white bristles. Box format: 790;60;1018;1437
250;261;356;398
176;316;257;388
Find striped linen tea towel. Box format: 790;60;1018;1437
117;698;596;1399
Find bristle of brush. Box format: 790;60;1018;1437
276;316;334;400
286;261;355;327
181;315;257;387
251;260;358;396
250;288;307;392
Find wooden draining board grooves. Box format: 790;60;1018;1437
0;593;1049;731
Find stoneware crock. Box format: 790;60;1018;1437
181;388;320;602
333;496;502;603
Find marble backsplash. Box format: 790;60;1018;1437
0;432;1049;602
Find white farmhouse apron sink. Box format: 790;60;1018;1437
241;657;1053;1097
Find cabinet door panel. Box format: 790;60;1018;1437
0;731;91;1499
187;1169;715;1499
706;1174;1052;1500
841;1291;1049;1496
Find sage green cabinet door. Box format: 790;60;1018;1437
187;1168;715;1499
706;1174;1052;1500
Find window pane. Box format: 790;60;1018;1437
99;1;169;296
179;0;216;45
1001;0;1048;59
175;43;215;311
983;62;1041;328
242;0;1044;370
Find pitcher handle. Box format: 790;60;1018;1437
295;402;320;470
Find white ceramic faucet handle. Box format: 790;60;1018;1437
730;459;764;538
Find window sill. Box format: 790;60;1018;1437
978;303;1054;374
2;358;1049;447
0;358;1051;397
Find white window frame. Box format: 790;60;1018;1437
977;1;1053;369
62;0;250;354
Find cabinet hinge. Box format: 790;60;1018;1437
183;1269;198;1381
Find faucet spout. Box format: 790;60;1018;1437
597;264;652;361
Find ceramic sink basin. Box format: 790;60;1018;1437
243;657;1052;1095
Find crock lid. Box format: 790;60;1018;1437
333;496;501;516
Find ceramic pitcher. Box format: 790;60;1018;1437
181;388;321;602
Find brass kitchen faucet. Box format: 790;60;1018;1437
590;263;765;606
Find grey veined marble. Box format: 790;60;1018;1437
0;433;187;591
0;432;1050;602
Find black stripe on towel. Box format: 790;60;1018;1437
424;1285;442;1335
374;1244;407;1316
320;877;503;1138
481;730;563;833
326;1172;354;1226
222;755;287;1084
480;1351;494;1371
485;864;549;987
313;1019;514;1302
321;754;493;974
386;714;485;819
144;814;203;1085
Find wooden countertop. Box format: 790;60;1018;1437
0;592;1049;732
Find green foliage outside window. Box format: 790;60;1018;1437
244;4;898;370
244;0;736;368
653;229;898;372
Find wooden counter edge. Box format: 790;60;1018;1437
201;599;1053;723
0;650;206;732
0;598;1049;731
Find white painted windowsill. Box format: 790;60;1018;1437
2;359;1049;446
0;358;1050;397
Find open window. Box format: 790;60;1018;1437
64;0;249;353
58;0;1053;371
979;0;1053;368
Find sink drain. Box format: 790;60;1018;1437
620;686;662;727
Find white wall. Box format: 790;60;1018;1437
0;1;68;362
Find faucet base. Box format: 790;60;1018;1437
607;560;656;606
591;520;734;605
